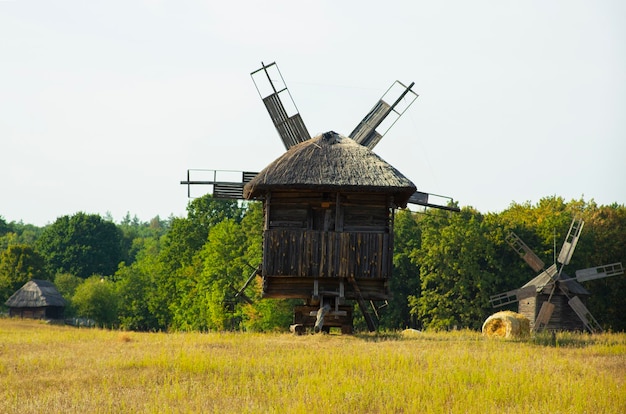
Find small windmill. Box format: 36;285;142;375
490;217;624;333
181;62;459;332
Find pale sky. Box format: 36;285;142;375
1;1;625;226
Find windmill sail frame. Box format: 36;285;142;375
349;80;418;150
251;62;310;149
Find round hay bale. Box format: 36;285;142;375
482;311;530;339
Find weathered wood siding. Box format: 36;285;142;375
263;190;393;280
267;193;392;232
261;190;394;299
518;296;537;326
519;294;586;331
263;229;391;279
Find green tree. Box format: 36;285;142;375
0;216;11;236
36;212;124;278
160;195;242;271
382;209;422;329
576;203;626;331
54;273;84;317
54;273;83;298
118;213;170;266
0;232;19;251
116;238;166;331
411;208;499;330
0;221;43;250
10;221;44;246
168;202;290;332
157;195;243;329
171;219;247;330
72;276;119;328
0;244;49;302
239;202;293;331
241;292;295;332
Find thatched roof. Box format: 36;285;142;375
5;279;66;308
244;131;417;207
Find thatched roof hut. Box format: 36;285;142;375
5;279;66;320
244;131;416;207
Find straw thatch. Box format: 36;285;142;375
243;131;417;207
482;311;530;339
5;279;66;308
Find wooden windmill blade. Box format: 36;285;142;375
557;217;584;266
533;300;556;332
531;265;560;332
349;80;418;149
407;191;460;212
505;232;545;273
489;285;536;308
180;169;257;200
489;233;552;308
575;262;624;282
251;62;310;150
567;295;603;333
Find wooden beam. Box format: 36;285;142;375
346;276;377;332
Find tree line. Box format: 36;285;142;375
1;195;624;332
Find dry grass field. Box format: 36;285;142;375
0;318;624;413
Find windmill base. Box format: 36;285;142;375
292;304;354;334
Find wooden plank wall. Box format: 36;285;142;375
520;294;587;331
263;229;391;279
261;190;395;300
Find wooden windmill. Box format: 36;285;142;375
490;218;624;333
181;62;459;333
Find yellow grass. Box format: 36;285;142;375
0;318;624;413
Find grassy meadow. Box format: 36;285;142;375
0;318;624;413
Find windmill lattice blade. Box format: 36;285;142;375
350;100;390;149
213;183;245;199
263;95;310;149
180;170;257;200
557;217;584;265
251;62;310;150
575;262;624;282
407;191;460;212
505;232;545;272
489;289;519;308
568;296;603;334
349;81;418;150
489;285;536;308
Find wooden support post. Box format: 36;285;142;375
347;275;377;332
314;304;331;333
